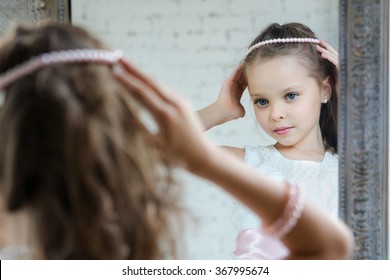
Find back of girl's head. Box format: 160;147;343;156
244;23;338;153
0;22;180;259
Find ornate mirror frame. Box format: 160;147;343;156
0;0;70;37
339;0;389;259
29;0;71;23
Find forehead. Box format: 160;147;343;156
246;56;314;93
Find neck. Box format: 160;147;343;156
275;144;326;162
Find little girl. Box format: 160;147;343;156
198;22;340;259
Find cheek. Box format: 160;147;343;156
290;105;307;118
295;103;322;125
253;108;269;128
295;97;321;117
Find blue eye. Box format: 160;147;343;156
286;93;298;100
255;99;268;107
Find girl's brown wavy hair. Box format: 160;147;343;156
0;22;181;259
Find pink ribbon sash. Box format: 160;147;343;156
233;228;289;259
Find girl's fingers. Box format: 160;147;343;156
113;66;168;118
117;59;157;90
231;64;244;79
316;41;340;92
319;40;338;55
228;64;247;92
316;45;337;58
316;44;339;70
118;58;177;103
318;49;337;62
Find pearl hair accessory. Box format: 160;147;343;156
0;49;124;89
263;181;305;239
246;37;320;56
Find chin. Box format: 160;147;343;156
275;138;298;147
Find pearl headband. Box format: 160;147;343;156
246;37;320;56
0;49;124;89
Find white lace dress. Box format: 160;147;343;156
230;145;339;259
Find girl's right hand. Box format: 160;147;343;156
217;64;247;120
114;58;217;172
196;64;247;131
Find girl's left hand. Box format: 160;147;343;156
316;40;339;92
316;40;339;70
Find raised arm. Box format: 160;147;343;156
197;64;247;130
114;59;353;260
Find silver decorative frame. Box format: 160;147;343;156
29;0;71;23
339;0;389;259
0;0;70;37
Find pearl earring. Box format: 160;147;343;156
322;98;328;104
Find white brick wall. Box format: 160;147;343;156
72;0;338;259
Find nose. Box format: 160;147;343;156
270;104;286;121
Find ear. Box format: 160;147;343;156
321;76;332;101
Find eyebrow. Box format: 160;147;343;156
249;85;303;98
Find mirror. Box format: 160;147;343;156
71;0;342;259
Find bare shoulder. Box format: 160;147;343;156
220;146;245;160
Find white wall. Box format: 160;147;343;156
71;0;339;259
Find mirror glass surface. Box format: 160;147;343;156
72;0;339;259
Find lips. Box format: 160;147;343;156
273;127;293;136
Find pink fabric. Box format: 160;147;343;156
233;228;289;260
